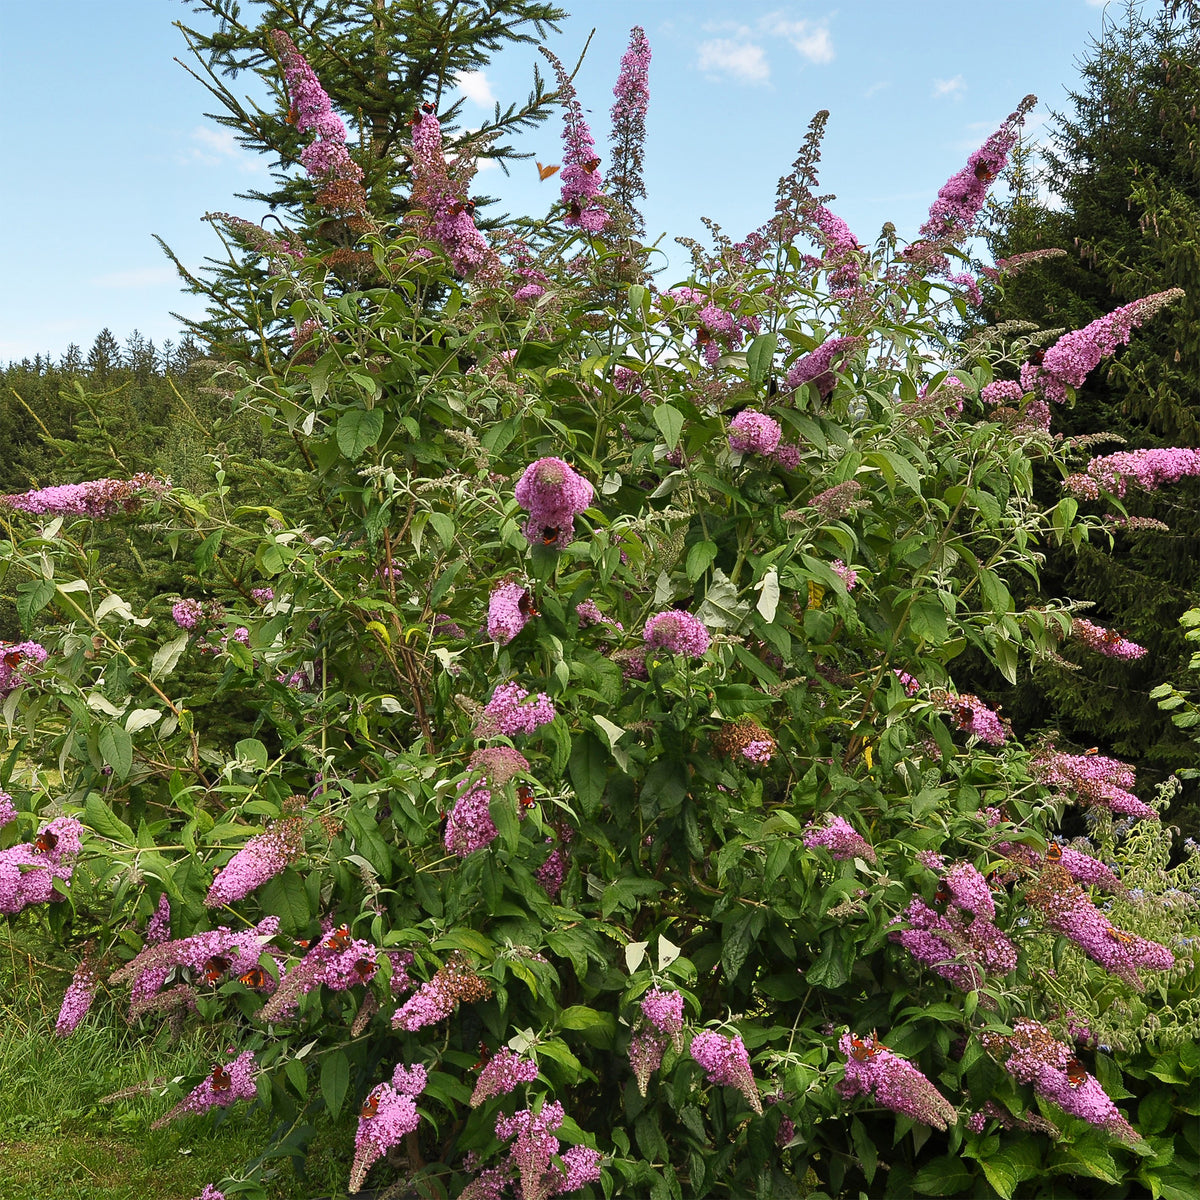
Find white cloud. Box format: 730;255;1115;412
90;266;179;289
864;80;890;99
180;126;266;172
697;38;770;84
933;75;966;99
764;17;834;64
454;70;496;107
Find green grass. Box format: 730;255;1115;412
0;923;348;1200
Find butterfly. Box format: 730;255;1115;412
238;966;267;989
541;526;560;546
294;938;311;950
210;1064;233;1094
517;784;537;810
1028;347;1046;367
352;957;376;982
849;1033;881;1062
33;829;58;855
422;101;436;115
1045;842;1063;863
1105;926;1135;945
471;1041;491;1071
449;199;476;218
2;650;22;669
537;162;561;181
933;880;951;908
582;156;601;174
1084;747;1100;756
1066;1058;1087;1088
974;159;996;182
286;104;298;126
360;1091;380;1118
203;955;231;984
567;200;583;221
325;925;352;952
517;589;539;618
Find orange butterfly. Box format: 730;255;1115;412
582;157;601;174
325;925;352;952
1066;1058;1087;1088
849;1033;881;1062
211;1064;233;1093
2;650;22;668
517;589;538;618
541;526;560;546
33;829;58;855
1106;926;1135;945
537;162;561;181
239;966;267;989
360;1091;380;1118
1045;842;1063;863
517;784;537;810
203;955;231;985
352;957;376;982
933;880;951;907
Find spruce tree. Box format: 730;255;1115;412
980;1;1200;826
162;0;566;362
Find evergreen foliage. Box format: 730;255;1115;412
980;1;1200;829
162;0;567;363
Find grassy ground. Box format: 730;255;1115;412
0;922;348;1200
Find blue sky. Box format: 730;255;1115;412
1;0;1124;363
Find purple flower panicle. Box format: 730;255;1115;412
206;818;304;907
541;48;607;233
0;641;48;695
1071;617;1146;660
488;582;533;644
0;790;15;828
1;474;167;519
689;1030;761;1114
728;410;782;456
151;1050;258;1128
470;1047;539;1107
838;1032;957;1130
0;817;84;915
350;1065;426;1192
515;457;594;549
55;957;100;1035
476;682;557;738
1023;290;1183;403
803;815;875;863
785;336;861;398
644;610;710;658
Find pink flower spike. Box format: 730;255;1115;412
838;1032;958;1130
689;1030;762;1114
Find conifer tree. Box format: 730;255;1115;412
162;0;566;362
981;0;1200;821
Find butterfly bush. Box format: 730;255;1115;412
1070;616;1147;660
470;1047;540;1107
643;610;710;657
11;22;1200;1199
514;457;594;549
1021;289;1184;402
152;1050;258;1128
803;815;875;863
205;817;303;906
0;474;167;518
55;956;100;1036
350;1062;426;1193
689;1031;761;1114
541;47;607;232
837;1033;958;1130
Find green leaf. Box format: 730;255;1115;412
151;633;190;680
746;331;778;384
16;578;56;628
235;738;269;771
909;599;949;645
558;1005;609;1031
850;1117;878;1184
912;1158;974;1196
685;541;718;583
257;870;310;934
336;407;384;459
653;404;685;451
569;732;608;815
83;794;134;845
320;1051;350;1119
428;511;455;550
98;723;133;781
